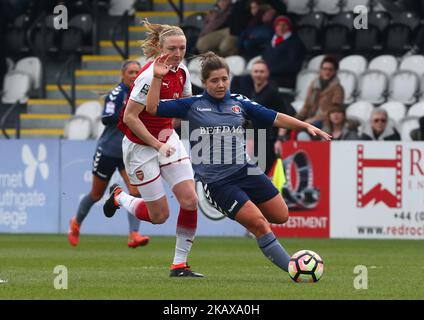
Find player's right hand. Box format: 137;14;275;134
157;142;176;157
153;54;171;78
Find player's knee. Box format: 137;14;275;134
249;216;271;237
179;193;198;211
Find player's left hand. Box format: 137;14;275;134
306;125;332;141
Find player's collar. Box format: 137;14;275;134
168;63;181;73
202;90;231;104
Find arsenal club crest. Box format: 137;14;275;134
135;169;144;182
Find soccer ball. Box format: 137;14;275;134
288;250;324;283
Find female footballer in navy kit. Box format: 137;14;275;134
142;52;331;274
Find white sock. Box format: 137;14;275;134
115;191;140;216
172;227;195;266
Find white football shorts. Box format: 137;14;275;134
122;131;194;201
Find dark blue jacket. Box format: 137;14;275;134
262;34;305;88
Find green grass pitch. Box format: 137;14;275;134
0;234;423;300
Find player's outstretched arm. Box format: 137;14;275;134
146;54;171;116
274;112;332;141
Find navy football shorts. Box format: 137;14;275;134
202;164;279;220
92;147;125;180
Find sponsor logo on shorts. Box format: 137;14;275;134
135;169;144;182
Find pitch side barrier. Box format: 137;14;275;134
0;140;423;239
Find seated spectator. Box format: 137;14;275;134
296;56;344;136
360;108;401;141
231;59;296;173
237;1;275;60
195;0;237;57
322;106;360;140
410;116;424;140
262;15;305;89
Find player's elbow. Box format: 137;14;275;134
123;112;132;126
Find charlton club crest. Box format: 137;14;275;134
231;106;241;114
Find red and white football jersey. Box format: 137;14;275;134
118;60;192;145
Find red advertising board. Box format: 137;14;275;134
271;141;330;238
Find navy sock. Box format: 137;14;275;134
127;211;141;232
257;232;291;272
76;194;96;225
127;194;141;232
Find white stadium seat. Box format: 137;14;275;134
246;55;262;73
313;0;340;14
225;55;246;76
338;70;357;104
368;55;398;77
76;100;103;123
407;102;424;118
64;116;93;140
357;70;387;104
1;71;31;104
94;116;106;139
109;0;135;16
190;72;203;89
295;70;317;101
286;0;312;15
306;54;325;71
291;100;305;113
398;117;420;141
135;55;148;68
388;71;418;105
339;55;367;77
379;101;407;124
346;100;374;125
15;56;42;90
342;0;369;12
187;56;202;74
399;55;424;77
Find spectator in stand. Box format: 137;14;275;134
227;0;286;57
237;2;276;60
296;56;344;140
410;116;424;140
262;15;304;89
322;106;360;140
231;59;296;173
360;108;401;141
195;0;237;57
